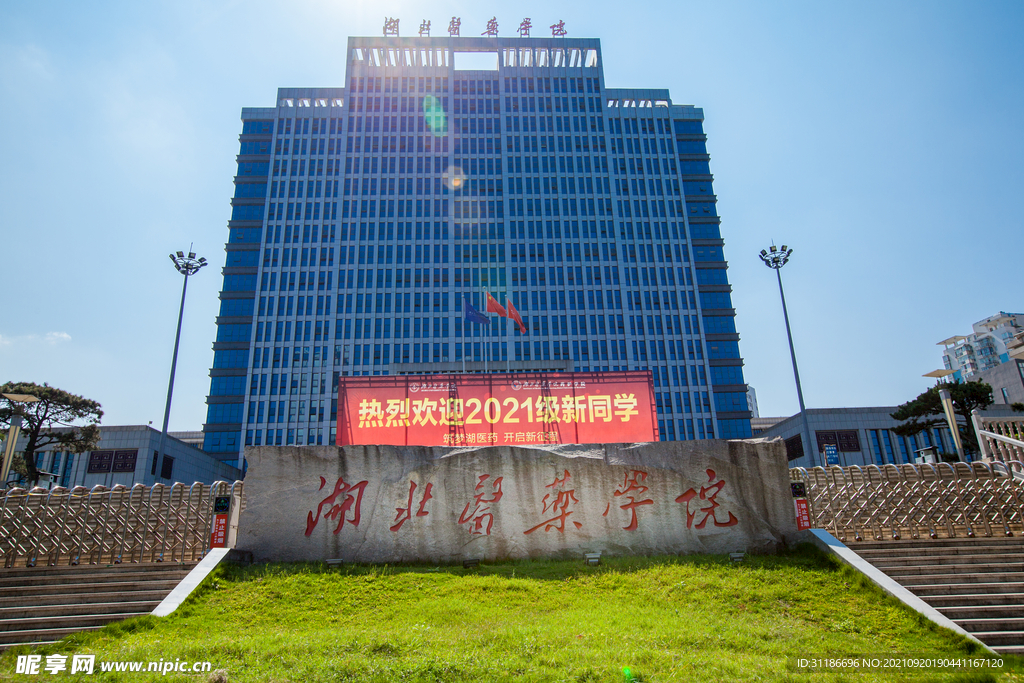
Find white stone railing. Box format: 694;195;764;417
0;481;243;568
973;409;1024;463
790;462;1024;543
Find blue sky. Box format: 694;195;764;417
1;0;1021;430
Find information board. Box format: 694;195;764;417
337;371;658;447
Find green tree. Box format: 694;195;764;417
890;381;993;455
0;382;103;485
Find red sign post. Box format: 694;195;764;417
337;371;658;447
210;515;228;548
794;498;811;531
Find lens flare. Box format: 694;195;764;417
443;166;466;192
421;95;447;136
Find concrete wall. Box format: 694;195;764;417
237;438;796;564
976;360;1024;406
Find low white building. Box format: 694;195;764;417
940;312;1024;380
756;405;1022;469
10;425;240;489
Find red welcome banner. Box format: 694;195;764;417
337;371;658;447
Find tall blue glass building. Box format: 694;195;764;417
203;35;752;467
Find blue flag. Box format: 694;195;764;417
463;297;490;325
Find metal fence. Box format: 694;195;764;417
0;481;243;568
790;462;1024;543
973;410;1024;463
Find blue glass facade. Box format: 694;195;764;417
202;36;751;465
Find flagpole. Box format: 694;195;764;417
506;315;510;375
482;290;489;375
461;296;467;375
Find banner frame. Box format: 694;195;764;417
337;370;659;447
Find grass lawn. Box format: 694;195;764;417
3;545;1022;682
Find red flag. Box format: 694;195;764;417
485;292;507;317
506;298;527;334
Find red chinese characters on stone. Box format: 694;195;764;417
606;470;655;531
524;469;583;534
458;474;504;535
390;481;434;532
675;469;739;529
305;476;369;536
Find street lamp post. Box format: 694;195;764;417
158;249;207;469
759;245;819;468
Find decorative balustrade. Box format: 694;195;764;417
790;462;1024;543
0;481;243;569
973;409;1024;463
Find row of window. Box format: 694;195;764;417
253;218;699;245
248;277;725;315
258;151;700;183
244;219;719;246
236;342;739;384
256;112;679;148
245;260;717;287
251;290;725;335
314;196;692;221
241;398;328;423
216;290;740;343
252;238;703;272
253;273;721;311
239;315;742;357
244;427;325;447
254;109;697;141
262;132;682;169
256;122;687;160
245;303;733;349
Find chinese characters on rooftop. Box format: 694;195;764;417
382;17;569;38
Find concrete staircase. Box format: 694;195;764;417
851;537;1024;654
0;563;195;649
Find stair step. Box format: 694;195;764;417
924;593;1024;607
937;605;1024;620
0;562;194;579
0;640;59;651
0;601;160;620
0;570;193;588
991;645;1024;654
0;579;185;598
0;590;171;609
881;565;1024;579
855;544;1024;558
865;554;1024;568
0;612;149;634
850;538;1024;550
906;581;1024;596
963;630;1024;647
955;618;1024;634
0;626;104;645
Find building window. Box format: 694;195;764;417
784;435;803;461
112;450;138;473
160;456;175;480
87;451;113;474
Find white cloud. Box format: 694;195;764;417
0;332;72;347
